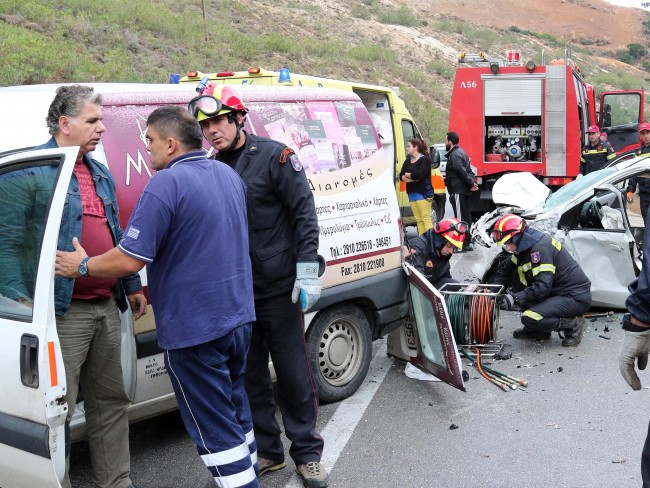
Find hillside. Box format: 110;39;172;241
2;0;649;142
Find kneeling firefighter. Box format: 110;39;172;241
490;214;592;347
405;218;467;288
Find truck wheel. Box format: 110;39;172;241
306;304;373;404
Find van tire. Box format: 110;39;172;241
306;304;373;404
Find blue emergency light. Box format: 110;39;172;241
278;68;292;83
169;73;181;84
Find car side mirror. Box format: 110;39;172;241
430;148;441;169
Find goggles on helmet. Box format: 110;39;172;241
491;228;516;242
187;95;234;120
435;219;468;235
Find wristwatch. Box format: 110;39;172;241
78;257;91;277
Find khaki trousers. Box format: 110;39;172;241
58;298;132;488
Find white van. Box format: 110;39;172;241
0;83;464;487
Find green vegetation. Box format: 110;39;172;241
378;6;418;27
1;0;647;143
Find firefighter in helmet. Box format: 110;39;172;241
580;124;616;175
404;218;467;288
189;84;328;487
490;214;592;347
626;122;650;226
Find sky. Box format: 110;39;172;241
603;0;650;10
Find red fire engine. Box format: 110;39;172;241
448;50;645;216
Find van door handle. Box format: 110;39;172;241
20;334;39;388
609;243;623;252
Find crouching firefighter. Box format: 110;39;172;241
490;214;592;347
404;218;467;288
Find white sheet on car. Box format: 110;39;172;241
492;172;551;211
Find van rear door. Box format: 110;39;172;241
403;263;465;391
0;147;77;487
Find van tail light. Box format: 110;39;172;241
216;71;235;77
543;177;573;186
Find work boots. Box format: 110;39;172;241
558;317;586;347
512;327;552;340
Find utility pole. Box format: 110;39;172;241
201;0;209;42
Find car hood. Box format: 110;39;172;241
492;172;551;211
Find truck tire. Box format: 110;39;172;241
306;304;373;404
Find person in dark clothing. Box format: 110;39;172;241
580;124;616;175
626;122;650;225
190;84;328;488
399;138;434;235
490;214;592;347
445;131;478;251
619;208;650;487
404;218;468;288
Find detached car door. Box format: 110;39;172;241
403;263;465;391
0;147;77;487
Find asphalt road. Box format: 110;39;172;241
69;250;649;488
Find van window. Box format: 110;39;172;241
0;160;59;320
401;120;416;150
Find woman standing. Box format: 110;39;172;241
399;138;434;234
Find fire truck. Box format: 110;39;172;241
449;50;645;217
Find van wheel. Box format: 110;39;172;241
306;304;372;404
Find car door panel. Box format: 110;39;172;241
403;263;465;391
0;147;77;487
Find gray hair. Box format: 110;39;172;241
46;85;102;136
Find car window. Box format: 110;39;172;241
0;160;59;320
543;168;617;212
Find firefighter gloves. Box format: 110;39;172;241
619;327;650;391
292;262;322;312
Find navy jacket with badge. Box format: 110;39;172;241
497;227;591;306
626;145;650;200
406;229;453;287
217;132;319;300
580;141;616;175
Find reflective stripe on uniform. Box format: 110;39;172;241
523;310;544;321
607;153;616;160
517;262;531;286
551;238;562;251
532;264;556;276
213;466;257;488
201;441;251;467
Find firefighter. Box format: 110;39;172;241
626;122;650;225
189;85;328;488
491;214;592;347
445;131;478;251
580;124;616;175
404;218;467;288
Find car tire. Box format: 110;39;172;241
305;304;373;404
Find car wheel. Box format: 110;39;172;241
306;304;373;403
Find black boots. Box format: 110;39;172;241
558;317;586;347
512;328;552;340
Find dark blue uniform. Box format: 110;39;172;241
494;227;592;332
406;229;457;289
626;145;650;225
580;140;616;175
216;132;324;467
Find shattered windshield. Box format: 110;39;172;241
543;168;617;212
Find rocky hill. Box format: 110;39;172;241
1;0;649;141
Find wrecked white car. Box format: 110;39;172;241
471;156;650;309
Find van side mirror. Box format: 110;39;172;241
430;147;441;169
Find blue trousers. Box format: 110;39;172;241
165;323;259;488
